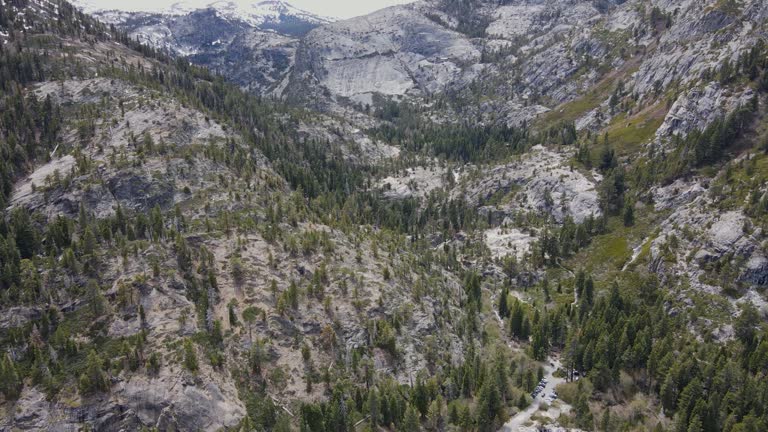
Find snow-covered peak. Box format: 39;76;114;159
169;0;333;26
72;0;334;27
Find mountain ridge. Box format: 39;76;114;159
70;0;334;93
72;0;334;25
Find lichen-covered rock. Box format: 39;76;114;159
0;306;42;331
0;388;143;432
378;164;450;200
638;175;767;312
484;226;537;260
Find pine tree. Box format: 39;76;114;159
760;71;768;92
598;168;626;215
175;234;192;273
427;397;443;431
239;415;255;432
79;350;109;394
475;379;500;432
584;276;594;306
287;280;299;309
599;143;616;172
413;378;430;416
623;200;635;227
600;407;611;432
87;279;106;317
402;405;421;432
661;373;678;413
510;300;524;339
575;269;586;298
231;256;246;286
498;284;509;319
575;393;593;430
464;271;482;311
242;306;259;344
148;352;161;373
0;353;22;400
82;227;97;256
686;414;702;432
183;339;198;372
674;378;702;432
150;205;164;241
369;387;380;428
531;325;549;361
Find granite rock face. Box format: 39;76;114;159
3;1;768;431
115;371;245;431
77;1;330;96
288;4;482;104
656;84;756;142
453;146;602;224
1;373;243;432
636;180;768;310
93;0;768;142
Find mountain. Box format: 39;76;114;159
1;0;768;432
283;0;765;127
93;0;767;134
0;1;449;429
72;0;332;93
284;2;484;107
75;0;332;34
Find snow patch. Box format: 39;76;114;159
72;0;333;26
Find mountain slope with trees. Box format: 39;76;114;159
0;0;767;431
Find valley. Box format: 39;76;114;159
0;0;767;431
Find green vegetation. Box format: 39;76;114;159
0;1;767;431
604;105;667;155
538;60;640;127
368;112;530;163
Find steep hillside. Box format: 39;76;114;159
1;0;768;432
0;1;472;430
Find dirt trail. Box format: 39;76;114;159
492;292;571;431
499;357;567;431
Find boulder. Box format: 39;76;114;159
106;171;174;213
741;254;768;286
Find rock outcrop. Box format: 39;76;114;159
287;3;483;105
453;146;602;224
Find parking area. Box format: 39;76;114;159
531;378;558;403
